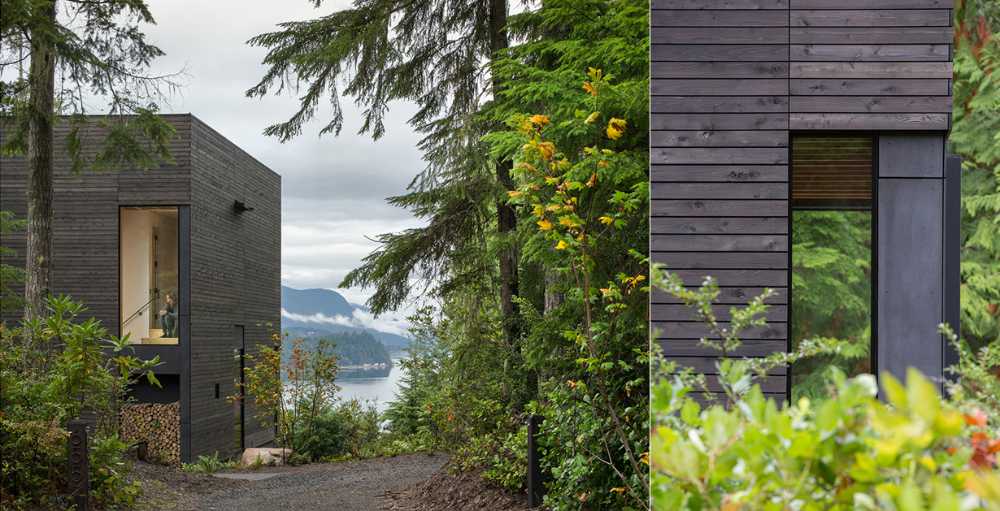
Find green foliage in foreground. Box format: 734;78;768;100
651;266;1000;511
652;367;1000;510
0;296;161;510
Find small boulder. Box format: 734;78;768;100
240;447;292;467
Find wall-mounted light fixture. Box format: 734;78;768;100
233;200;254;214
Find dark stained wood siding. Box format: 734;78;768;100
0;115;193;328
788;0;954;130
651;0;790;402
650;0;954;402
0;114;280;462
188;116;281;460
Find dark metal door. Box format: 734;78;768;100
234;325;246;453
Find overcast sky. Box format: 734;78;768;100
143;1;425;331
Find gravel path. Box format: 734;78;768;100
137;454;449;511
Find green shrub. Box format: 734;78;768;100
89;435;141;508
652;367;1000;510
455;429;528;491
0;296;160;509
296;399;381;462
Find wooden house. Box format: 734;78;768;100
650;0;961;401
0;114;281;462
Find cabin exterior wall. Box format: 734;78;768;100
651;0;956;400
0;114;279;462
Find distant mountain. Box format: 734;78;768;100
284;330;391;368
281;285;410;352
282;286;354;318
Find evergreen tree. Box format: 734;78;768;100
247;0;523;353
951;0;1000;347
1;0;177;321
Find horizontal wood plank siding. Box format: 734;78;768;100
651;0;953;403
651;3;790;403
788;0;953;130
189;116;281;460
0;116;193;329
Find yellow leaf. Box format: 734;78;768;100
599;216;613;225
537;219;553;231
610;487;626;495
507;190;522;199
585;111;600;124
556;240;569;250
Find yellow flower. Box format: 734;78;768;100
529;114;550;127
555;240;569;250
606;118;627;140
538;141;556;160
585;111;600;124
586;173;598;187
559;217;577;227
537;219;553;231
582;81;597;97
610;487;626;495
598;216;613;225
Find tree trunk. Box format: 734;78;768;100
543;268;563;314
488;0;519;349
24;0;58;322
489;0;535;405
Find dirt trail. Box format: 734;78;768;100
136;454;448;511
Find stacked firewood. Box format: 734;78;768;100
120;402;181;465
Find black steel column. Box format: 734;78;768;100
943;154;963;372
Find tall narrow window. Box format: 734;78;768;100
791;137;874;400
121;207;179;345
